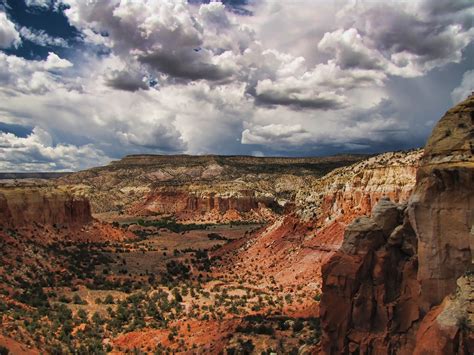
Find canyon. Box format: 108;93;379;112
0;95;472;354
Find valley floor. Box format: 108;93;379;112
0;217;321;354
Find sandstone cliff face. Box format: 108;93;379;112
130;188;277;222
414;274;474;355
320;200;420;353
408;95;474;311
320;95;474;354
0;186;92;228
296;150;421;224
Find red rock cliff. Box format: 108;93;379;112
129;188;276;221
408;95;474;311
320;94;474;354
0;187;92;228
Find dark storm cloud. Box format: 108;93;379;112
338;1;474;73
104;69;149;92
421;0;474;17
138;49;231;82
117;120;188;153
371;10;461;59
255;92;346;110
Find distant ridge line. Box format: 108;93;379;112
0;172;71;179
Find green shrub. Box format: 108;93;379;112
104;294;114;304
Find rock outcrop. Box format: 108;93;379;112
414;274;474;355
409;95;474;311
320;199;420;353
0;183;135;245
296;149;422;224
0;186;92;228
130;188;277;222
320;94;474;354
298;149;421;264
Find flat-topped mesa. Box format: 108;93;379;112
409;93;474;310
59;153;366;216
0;186;92;228
110;154;366;167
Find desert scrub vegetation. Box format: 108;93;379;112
0;222;321;353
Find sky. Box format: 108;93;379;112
0;0;473;171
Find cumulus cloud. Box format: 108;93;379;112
62;0;239;82
104;69;149;92
242;123;311;145
240;98;412;152
0;0;473;170
334;1;474;76
451;70;474;103
117;119;187;152
19;27;69;47
0;127;109;171
0;52;73;94
0;11;21;49
255;81;346;110
318;28;385;71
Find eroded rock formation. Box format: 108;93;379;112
0;184;134;245
320;94;474;354
320;199;420;353
296;150;421;224
409;95;474;311
131;188;277;222
0;186;92;228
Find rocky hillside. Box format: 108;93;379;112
320;94;474;354
295;149;422;222
58;154;365;219
214;149;422;307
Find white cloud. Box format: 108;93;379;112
255;77;347;110
0;127;109;172
19;27;69;47
62;0;234;81
24;0;54;8
43;52;73;69
334;1;474;76
0;52;73;95
0;11;21;49
0;0;473;170
451;70;474;103
242;123;311;145
318;28;385;71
